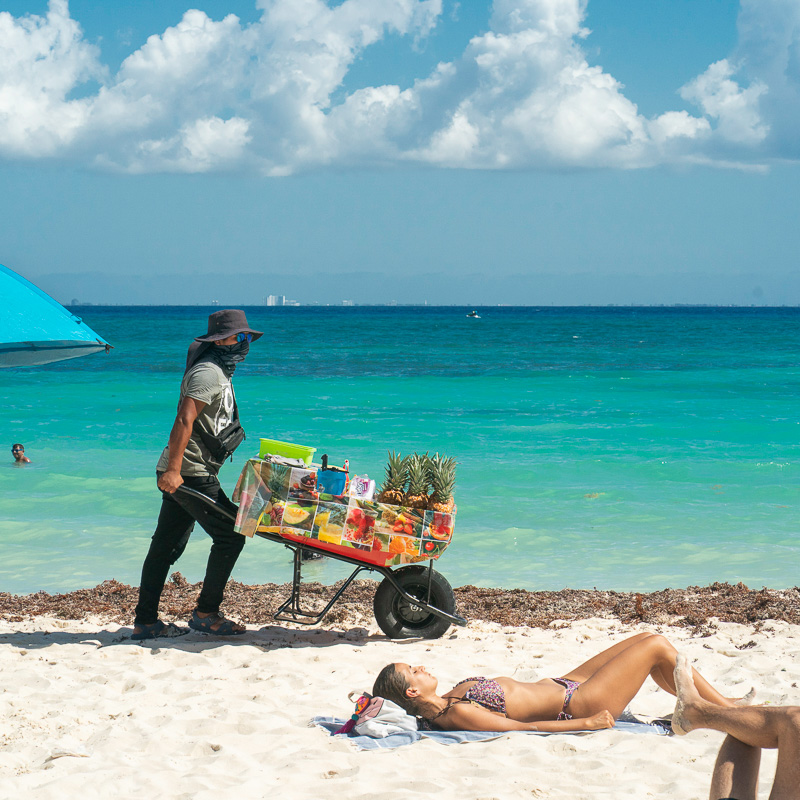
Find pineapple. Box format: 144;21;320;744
376;451;408;506
427;453;456;513
403;453;430;509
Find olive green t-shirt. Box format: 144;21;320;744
156;360;236;477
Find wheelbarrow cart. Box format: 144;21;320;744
178;457;466;639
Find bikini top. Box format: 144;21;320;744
424;677;507;728
453;676;507;715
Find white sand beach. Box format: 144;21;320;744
1;616;798;800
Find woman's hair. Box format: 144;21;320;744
373;663;422;717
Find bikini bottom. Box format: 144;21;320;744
550;677;581;721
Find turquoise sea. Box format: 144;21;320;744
2;306;799;596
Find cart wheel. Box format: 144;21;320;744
373;565;456;640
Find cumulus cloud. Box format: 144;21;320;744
0;0;103;155
124;116;252;173
731;0;800;159
0;0;795;173
680;59;767;145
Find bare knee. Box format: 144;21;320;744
626;631;661;649
644;633;674;653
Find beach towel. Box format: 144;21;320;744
311;716;671;751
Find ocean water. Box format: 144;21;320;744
2;306;799;596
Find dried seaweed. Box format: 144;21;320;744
2;576;799;631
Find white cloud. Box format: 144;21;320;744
680;59;768;145
126;116;252;173
385;1;689;169
0;0;102;155
0;0;795;173
732;0;800;159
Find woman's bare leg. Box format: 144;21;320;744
673;653;800;800
559;632;657;682
709;736;760;800
567;635;734;719
559;632;743;702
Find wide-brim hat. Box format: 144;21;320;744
195;309;263;343
185;309;263;373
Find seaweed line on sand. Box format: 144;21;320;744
2;575;800;634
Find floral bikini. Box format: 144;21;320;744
430;676;581;724
456;677;507;714
549;677;581;720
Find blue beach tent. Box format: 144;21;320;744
0;263;110;367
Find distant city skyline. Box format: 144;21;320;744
0;1;797;305
44;267;800;308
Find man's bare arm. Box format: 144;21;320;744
157;396;207;493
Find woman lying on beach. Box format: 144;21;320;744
373;632;750;732
672;653;799;800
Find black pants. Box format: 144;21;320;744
134;473;246;625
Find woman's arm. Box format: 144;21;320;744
439;704;614;732
523;711;615;732
438;703;539;731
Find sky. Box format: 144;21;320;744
0;0;798;306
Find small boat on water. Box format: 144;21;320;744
466;310;480;319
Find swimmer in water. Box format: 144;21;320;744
11;443;31;464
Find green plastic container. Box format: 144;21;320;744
259;438;316;465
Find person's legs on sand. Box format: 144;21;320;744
709;735;760;800
134;490;195;629
674;653;800;800
179;475;246;633
770;709;800;799
567;635;734;720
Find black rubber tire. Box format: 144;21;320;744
373;565;456;639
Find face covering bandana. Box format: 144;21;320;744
208;340;249;377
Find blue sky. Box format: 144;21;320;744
0;0;797;305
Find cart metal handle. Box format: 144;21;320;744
175;485;237;521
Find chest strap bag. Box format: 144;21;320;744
193;393;245;465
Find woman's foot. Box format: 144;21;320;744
672;652;704;735
732;688;757;706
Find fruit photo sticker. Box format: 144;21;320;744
343;503;377;548
388;534;421;558
371;503;397;537
423;510;454;543
288;468;320;502
390;509;424;538
353;498;382;515
419;538;448;559
262;461;291;502
280;501;316;533
311;501;347;545
372;504;423;537
260;498;285;531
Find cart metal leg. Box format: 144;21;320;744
272;543;466;628
273;544;372;626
